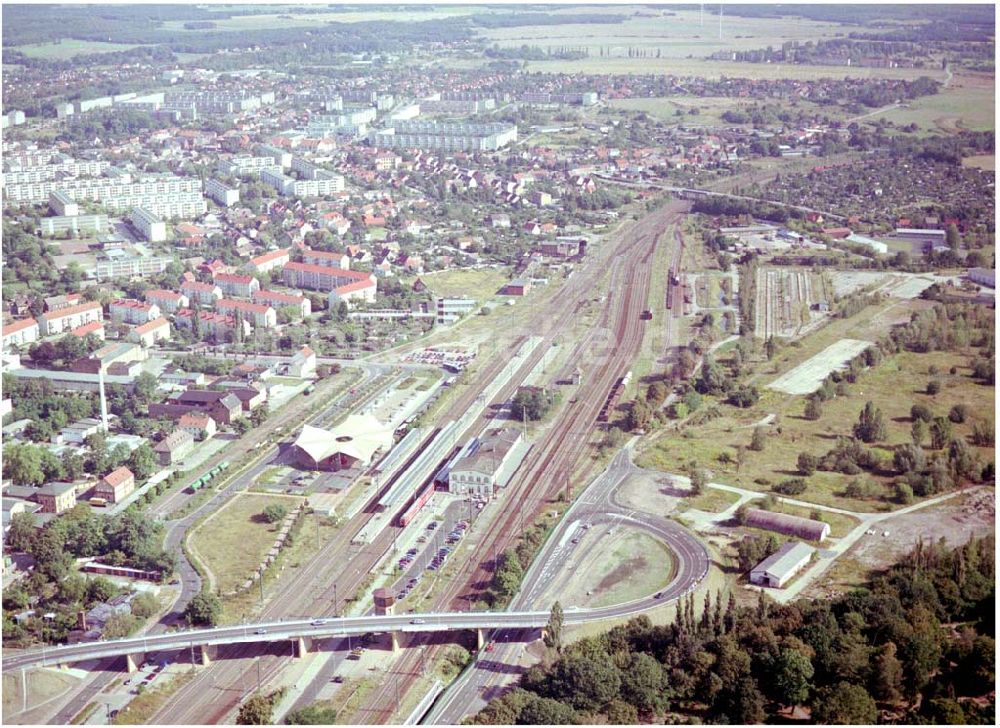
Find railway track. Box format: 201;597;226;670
354;203;684;724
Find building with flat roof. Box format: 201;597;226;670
204;178;240;207
436;297;477;325
49;190;79;217
373;121;517;152
94;254;173;282
750;541;815;588
39;214;109;237
129;207;167;242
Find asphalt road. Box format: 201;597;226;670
425;444;710;724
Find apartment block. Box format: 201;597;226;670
110;299;161;325
215;299;277;329
39;214;109;237
373;121;517;152
252;289;311;319
39;301;103;335
204;178;240;207
2;318;40;349
301;249;350;269
282;262;376;292
180;281;223;305
246;248;290;275
94;255;173;282
213;273;259;298
144;289;189;314
129;207;167;242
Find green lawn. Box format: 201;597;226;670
679;488;741;514
879;83;995;133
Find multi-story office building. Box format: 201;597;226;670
373;122;517;152
204;178;240;207
129;207;167;242
39;214;109;237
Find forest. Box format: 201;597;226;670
469;536;995;725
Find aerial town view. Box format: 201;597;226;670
0;2;995;725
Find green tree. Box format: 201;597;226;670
620;652;668;716
284;705;338;724
797;452;818;476
262;504;288;524
804;396;823;420
6;512;37;551
853;401;887;443
126;443;157;481
492;549;523;600
926;379;941;395
811;681;877;724
604;700;638;725
870;642;903;702
555;654;621;712
544;601;564;653
184;590;222;627
749;426;766;452
911;418;928;447
686;463;708;495
4;443;45;485
236;693;273;725
516;695;578;725
945;222;961;251
930;416;953;449
769;648;814;708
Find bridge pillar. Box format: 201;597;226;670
124;653;142;674
197;645;214;666
293;637;311;659
390;631;400;654
476;628;486;651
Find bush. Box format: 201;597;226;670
749;426;767;452
926;380;941;395
910;404;933;422
262;504;288;524
804;397;823;420
130;592;159;619
948;404;968;423
773;478;807;496
797;452;818;476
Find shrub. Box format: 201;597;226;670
804;397;823;421
773;478;807;496
948;404;968;423
797;452;818;475
262;504;288;524
910;404;933;422
926;380;941;395
749;426;767;452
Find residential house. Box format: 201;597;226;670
180;281;223;306
95;466;135;503
2;318;39;350
128;317;171;347
154;429;194;465
178;412;216;441
289;346;316;378
213;273;260;298
36;482;77;514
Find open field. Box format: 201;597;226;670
162;7;477;32
678;487;741;514
880;80;995;133
963;154;996;171
411;266;511;301
9;39;145;59
638;303;994;513
768;338;872;395
189;493;305;597
483;8;864;63
111;672;194;726
609;95;854;126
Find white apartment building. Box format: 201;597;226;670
215;299;277;329
110;299;161;325
257;144;292;169
39;214;109;237
50;190;79;216
144;289;189;314
39;301;103;335
261;169;344;198
204;178;240;207
94;255;173;282
180;281;223;305
3;160;108;185
5;175;203;210
374;121;517;152
2;318;40;349
129;207;167;242
216;156;279;176
301;250;350;269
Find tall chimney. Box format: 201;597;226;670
98;367;109;432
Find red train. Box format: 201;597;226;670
398;483;435;527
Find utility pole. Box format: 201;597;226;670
719;4;723;41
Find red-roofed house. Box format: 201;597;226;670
213;273;260;298
178;412;216;441
39;301;103;335
145;289;190;314
110;299;161;325
2;318;39;349
252;289;311;318
71;320;106;341
96;466;135;503
180;281;223;305
215;299;277;329
301;249;350;270
246;248;290;275
128;317;171;347
328;278;377;308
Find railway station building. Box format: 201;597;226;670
291;415;393;471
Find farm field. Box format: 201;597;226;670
161;7;477;31
188;493;305;598
10;39;146;59
482;8;856;61
962;154;996;170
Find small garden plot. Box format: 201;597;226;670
768;339;872;395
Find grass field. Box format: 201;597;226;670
409;266;511;301
561;530;675;609
879;83;995;133
111;672;194;726
10;39;145;59
162;7;476;32
189;493;304;597
639;341;994;513
678;488;741;514
3;669;80;719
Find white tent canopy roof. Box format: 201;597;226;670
292;414;393;466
